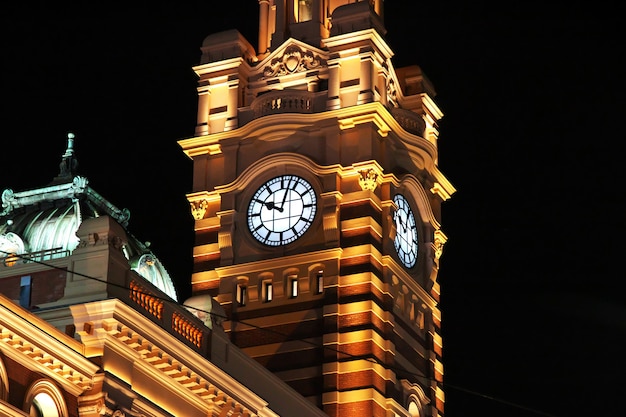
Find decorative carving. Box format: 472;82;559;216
71;176;89;196
1;189;15;214
263;45;326;78
87;232;99;246
190;199;209;220
390;108;427;137
358;169;379;191
433;230;448;261
109;236;124;250
0;232;25;256
118;208;131;226
387;78;398;107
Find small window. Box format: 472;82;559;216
315;270;324;294
263;280;273;302
296;0;313;22
236;284;247;306
416;310;425;329
20;275;32;308
288;275;299;298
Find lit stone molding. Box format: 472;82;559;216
401;380;430;417
429;182;454;201
0;317;96;392
0;356;8;401
71;300;264;417
321;193;340;245
263;44;326;78
218;210;235;264
389;271;438;332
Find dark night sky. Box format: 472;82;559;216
1;2;624;416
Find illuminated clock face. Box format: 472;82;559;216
393;194;418;268
247;175;317;246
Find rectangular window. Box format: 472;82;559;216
263;281;273;302
296;0;313;22
315;270;324;294
236;284;247;306
288;275;299;298
19;276;32;308
417;310;425;330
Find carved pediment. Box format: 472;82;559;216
262;43;327;79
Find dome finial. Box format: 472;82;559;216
56;132;79;181
63;132;75;157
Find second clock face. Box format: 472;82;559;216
247;175;317;246
393;194;418;268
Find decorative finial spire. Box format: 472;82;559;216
58;132;79;179
63;132;75;158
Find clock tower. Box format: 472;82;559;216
179;1;455;416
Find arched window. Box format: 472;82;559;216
24;380;68;417
402;382;428;417
408;400;420;417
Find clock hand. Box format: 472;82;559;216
255;198;280;211
279;178;293;210
396;211;407;233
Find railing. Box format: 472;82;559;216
390;107;426;137
1;247;69;267
251;90;326;118
124;277;211;355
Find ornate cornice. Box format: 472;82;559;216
71;299;272;417
0;295;101;396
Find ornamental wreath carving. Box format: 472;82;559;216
263;45;326;78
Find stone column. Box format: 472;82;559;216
258;0;270;54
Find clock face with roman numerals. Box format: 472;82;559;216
247;175;317;246
393;194;418;268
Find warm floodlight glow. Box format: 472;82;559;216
3;253;18;267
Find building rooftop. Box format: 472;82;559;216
0;134;178;301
